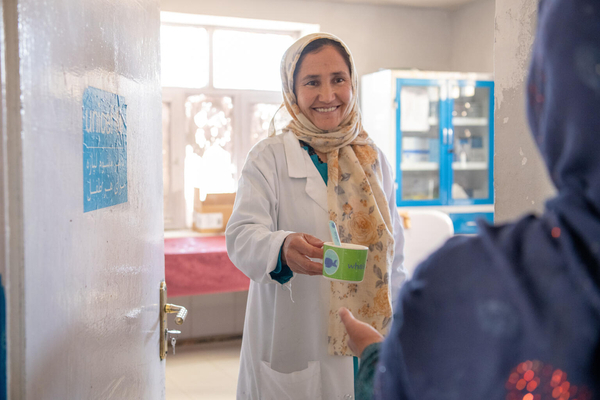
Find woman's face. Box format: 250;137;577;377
293;45;353;131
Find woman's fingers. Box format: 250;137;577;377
304;233;325;248
282;233;324;275
286;249;323;275
301;242;324;260
302;258;323;275
298;234;324;259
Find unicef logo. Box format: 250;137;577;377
324;249;339;275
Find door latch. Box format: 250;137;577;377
160;281;188;360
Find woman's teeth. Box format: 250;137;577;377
315;106;337;112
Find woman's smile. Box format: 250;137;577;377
314;106;340;112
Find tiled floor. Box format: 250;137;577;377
166;339;242;400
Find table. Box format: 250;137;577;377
164;235;250;297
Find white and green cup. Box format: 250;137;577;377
322;242;368;282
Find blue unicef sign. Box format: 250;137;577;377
83;87;128;212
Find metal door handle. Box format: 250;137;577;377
165;303;188;325
159;281;188;360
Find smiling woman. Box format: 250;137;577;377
225;32;406;399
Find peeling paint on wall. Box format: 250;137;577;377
494;0;556;223
519;147;527;165
494;0;538;109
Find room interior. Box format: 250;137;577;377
158;0;555;398
0;0;556;397
162;0;496;343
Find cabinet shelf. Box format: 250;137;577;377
401;162;439;171
360;72;494;213
402;117;439;133
452;162;488;170
452;117;488;126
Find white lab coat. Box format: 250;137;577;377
226;130;405;400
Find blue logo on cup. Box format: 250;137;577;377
324;249;339;275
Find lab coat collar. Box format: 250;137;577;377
283;131;306;178
283;131;328;213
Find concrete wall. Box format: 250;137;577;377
160;0;453;78
450;0;494;73
494;0;555;223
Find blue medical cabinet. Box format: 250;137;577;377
361;70;494;234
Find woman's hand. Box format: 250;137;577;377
339;307;384;357
281;233;324;276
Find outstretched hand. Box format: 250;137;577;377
281;233;324;276
339;307;384;357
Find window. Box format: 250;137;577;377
213;30;295;91
184;94;236;201
250;103;292;148
161;13;318;229
161;25;209;88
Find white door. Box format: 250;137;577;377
1;0;166;398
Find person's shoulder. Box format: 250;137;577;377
371;142;392;168
363;139;387;162
369;141;384;157
250;132;286;152
245;132;287;164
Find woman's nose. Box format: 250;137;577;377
318;83;336;103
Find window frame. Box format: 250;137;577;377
161;14;318;229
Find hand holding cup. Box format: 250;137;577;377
281;233;324;276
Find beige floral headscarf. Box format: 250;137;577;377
272;33;395;357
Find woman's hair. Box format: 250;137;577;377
293;38;352;86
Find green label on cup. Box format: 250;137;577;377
322;242;368;282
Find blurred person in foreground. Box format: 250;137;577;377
341;0;600;398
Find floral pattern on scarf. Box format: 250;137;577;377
273;32;395;356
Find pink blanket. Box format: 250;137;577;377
164;236;250;297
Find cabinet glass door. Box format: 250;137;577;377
448;81;494;204
396;80;444;205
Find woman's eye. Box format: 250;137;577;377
335;78;346;84
306;81;318;86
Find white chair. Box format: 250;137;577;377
399;210;454;280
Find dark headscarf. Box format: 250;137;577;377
374;0;600;398
528;0;600;313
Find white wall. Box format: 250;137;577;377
450;0;495;73
161;0;454;77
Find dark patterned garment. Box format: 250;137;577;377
357;1;600;399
